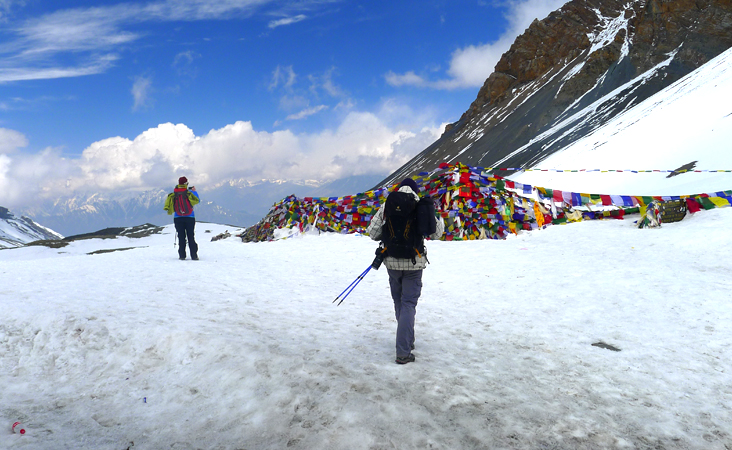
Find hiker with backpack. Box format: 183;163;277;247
164;176;201;260
366;178;444;364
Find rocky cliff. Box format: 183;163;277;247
381;0;732;186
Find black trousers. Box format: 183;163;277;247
174;217;198;259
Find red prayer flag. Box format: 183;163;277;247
686;197;702;213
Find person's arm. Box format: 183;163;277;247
188;187;200;206
163;193;175;215
366;207;385;241
429;215;445;240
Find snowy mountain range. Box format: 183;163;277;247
9;174;385;237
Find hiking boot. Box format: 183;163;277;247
395;354;415;365
179;256;186;260
191;255;199;260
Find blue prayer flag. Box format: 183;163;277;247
572;193;582;206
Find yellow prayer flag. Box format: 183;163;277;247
534;203;544;228
709;197;730;208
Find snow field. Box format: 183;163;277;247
0;214;731;449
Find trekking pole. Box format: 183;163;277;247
333;246;387;306
174;230;177;247
333;265;372;306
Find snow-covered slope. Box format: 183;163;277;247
1;211;731;449
512;46;732;196
0;207;62;249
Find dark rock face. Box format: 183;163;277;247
381;0;732;186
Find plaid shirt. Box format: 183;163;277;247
366;186;445;271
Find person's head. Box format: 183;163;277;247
399;178;419;193
178;176;188;186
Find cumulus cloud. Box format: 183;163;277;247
0;147;78;207
0;109;444;207
385;0;566;90
131;76;153;111
0;127;29;153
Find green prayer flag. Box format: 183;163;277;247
697;197;716;210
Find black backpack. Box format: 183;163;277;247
416;197;437;237
382;191;423;262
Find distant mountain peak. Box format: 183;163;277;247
0;206;63;249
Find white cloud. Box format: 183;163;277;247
437;43;507;89
268;14;307;29
308;67;346;98
0;1;339;82
0;0;22;22
0;54;118;83
172;50;200;77
273;65;351;118
285;104;328;121
0;147;77;207
173;51;195;66
385;0;566;90
0;127;28;153
0;109;443;207
131;76;153;111
385;71;426;88
270;65;352;125
269;65;297;91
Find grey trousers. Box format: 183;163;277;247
387;268;423;357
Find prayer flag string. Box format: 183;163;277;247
475;168;732;173
239;162;732;243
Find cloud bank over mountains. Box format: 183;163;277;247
0;112;444;208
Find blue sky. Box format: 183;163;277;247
0;0;565;207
